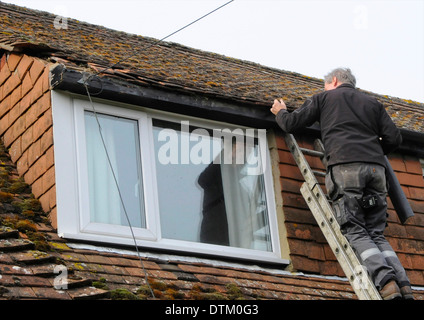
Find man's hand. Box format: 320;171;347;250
270;99;287;115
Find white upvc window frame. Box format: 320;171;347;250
51;91;284;264
420;159;424;177
75;104;159;241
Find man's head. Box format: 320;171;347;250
324;68;356;91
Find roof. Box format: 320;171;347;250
1;2;424;301
0;2;423;133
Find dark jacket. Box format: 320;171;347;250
275;83;402;168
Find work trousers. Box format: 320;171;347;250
325;162;410;290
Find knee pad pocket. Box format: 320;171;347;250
332;196;360;227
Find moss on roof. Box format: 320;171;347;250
0;1;423;132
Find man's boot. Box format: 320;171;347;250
379;280;402;300
400;286;414;300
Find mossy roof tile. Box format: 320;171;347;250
0;2;423;133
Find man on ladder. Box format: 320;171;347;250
270;68;413;300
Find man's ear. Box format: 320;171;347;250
332;76;338;87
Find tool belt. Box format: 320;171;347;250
359;194;379;209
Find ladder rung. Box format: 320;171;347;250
312;170;326;177
299;147;324;158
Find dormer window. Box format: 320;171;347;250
52;92;282;263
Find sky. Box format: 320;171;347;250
3;0;424;103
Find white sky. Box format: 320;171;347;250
3;0;424;103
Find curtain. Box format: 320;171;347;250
220;145;272;251
85;113;122;225
84;112;145;228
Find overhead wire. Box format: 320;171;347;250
84;0;235;84
81;0;235;299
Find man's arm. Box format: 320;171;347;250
378;104;402;154
271;97;320;133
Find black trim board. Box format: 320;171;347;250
50;65;275;129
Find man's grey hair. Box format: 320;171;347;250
324;68;356;87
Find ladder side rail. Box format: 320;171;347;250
302;184;382;300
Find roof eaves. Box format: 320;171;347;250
50;64;277;129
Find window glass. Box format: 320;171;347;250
152;120;272;251
84;111;146;228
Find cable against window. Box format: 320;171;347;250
81;0;235;299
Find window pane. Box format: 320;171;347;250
84;111;145;228
153;120;272;251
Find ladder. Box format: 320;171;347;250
284;133;382;300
